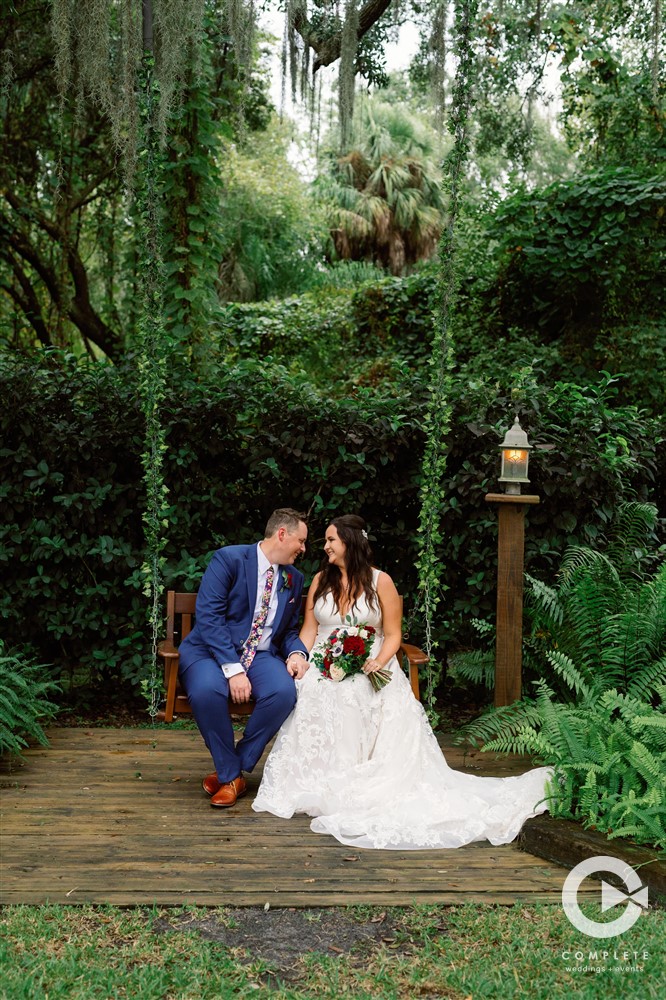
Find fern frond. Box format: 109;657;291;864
558;545;621;591
626;740;665;786
455;699;542;748
626;656;666;702
0;643;60;757
630;714;666;752
449;648;495;689
543;650;592;698
471;618;494;636
526;574;564;626
605;501;659;573
483;725;556;758
533;688;590;764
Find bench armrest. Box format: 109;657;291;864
400;641;429;666
157;641;180;721
399;641;428;700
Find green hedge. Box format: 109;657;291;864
215;267;438;386
0;351;662;694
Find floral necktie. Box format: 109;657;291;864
240;566;274;669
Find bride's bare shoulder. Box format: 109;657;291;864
374;569;398;594
372;567;392;581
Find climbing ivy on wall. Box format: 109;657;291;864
134;53;169;718
416;0;479;720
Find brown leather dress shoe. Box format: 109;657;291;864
210;775;247;808
202;772;221;796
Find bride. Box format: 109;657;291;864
253;514;554;849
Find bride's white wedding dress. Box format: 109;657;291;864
253;572;553;849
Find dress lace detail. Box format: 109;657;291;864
253;572;553;849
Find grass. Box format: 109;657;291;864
1;902;663;999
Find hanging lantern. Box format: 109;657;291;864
499;417;532;495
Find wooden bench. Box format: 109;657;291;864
157;590;428;722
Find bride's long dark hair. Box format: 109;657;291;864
312;514;378;614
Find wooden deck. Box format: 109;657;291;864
0;727;584;907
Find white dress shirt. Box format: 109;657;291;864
221;543;278;679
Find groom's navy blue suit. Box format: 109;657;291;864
179;544;307;782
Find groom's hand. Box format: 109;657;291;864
229;672;252;703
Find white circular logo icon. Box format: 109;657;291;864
562;855;648;938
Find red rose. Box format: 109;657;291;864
342;636;366;656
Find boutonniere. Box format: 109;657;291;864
280;570;293;592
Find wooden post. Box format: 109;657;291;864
485;493;540;706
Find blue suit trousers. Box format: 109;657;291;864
179;651;297;782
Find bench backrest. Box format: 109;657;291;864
163;590;404;647
164;591;197;646
159;590;422;719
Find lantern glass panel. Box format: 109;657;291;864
501;447;529;481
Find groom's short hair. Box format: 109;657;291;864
265;507;307;538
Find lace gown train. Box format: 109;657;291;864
253;574;553;850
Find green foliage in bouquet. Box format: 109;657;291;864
0;642;60;757
458;503;666;849
311;618;391;692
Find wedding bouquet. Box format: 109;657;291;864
311;618;392;691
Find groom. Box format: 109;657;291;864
178;508;310;807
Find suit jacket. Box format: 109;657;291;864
178;544;307;670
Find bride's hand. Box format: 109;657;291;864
286;654;309;680
363;658;383;674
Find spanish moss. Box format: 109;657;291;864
50;0;211;179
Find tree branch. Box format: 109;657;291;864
0;259;51;348
2;194;121;360
294;0;394;72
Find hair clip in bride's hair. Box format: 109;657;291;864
361;529;368;539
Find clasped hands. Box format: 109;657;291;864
229;654;308;703
286;653;309;680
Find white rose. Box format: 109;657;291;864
329;664;346;682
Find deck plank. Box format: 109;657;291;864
0;727;585;907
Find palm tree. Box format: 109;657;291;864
315;97;448;275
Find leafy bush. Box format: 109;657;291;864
216;265;438;384
483;169;666;339
428;370;664;645
458;504;666;849
0;352;149;688
451;170;666;418
215;122;329;302
0;641;60;756
0;351;662;697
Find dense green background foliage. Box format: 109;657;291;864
457;169;666;347
1;346;662;696
1;1;664;753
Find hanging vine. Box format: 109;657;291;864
285;0;387;150
652;0;663;105
430;1;449;127
50;0;212;183
415;0;478;722
47;1;258;718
